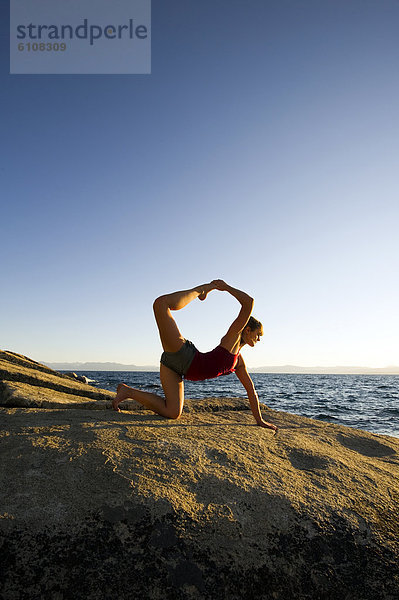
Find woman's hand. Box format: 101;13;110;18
198;280;231;301
211;279;229;291
211;281;253;310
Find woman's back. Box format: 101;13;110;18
184;345;239;381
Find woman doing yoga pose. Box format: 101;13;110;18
113;280;278;434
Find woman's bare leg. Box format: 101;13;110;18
157;283;214;311
112;365;184;419
153;282;215;352
113;282;214;414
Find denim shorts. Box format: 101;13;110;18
160;339;197;377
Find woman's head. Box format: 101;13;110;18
241;316;263;347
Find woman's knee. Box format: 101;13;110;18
167;407;182;420
153;295;168;315
160;364;184;419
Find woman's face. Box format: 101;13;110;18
243;327;263;347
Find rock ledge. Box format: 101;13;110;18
1;351;398;599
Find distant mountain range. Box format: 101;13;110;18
249;365;399;374
44;361;158;372
44;361;399;374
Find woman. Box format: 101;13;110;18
113;280;278;434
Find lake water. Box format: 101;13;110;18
70;371;399;438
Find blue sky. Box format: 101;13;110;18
1;0;399;368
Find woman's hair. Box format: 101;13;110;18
246;316;263;334
240;316;263;344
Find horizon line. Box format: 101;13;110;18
43;360;399;374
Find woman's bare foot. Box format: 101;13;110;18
198;282;214;301
112;383;131;411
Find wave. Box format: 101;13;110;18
376;385;395;390
381;408;399;417
141;383;162;391
313;413;340;422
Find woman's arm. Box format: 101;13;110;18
212;280;253;309
235;357;278;434
212;280;254;350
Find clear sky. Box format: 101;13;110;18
1;0;399;368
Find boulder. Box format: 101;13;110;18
0;350;115;408
69;372;90;384
0;351;398;599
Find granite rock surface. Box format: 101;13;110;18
1;351;398;600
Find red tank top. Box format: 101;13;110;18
184;345;240;382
